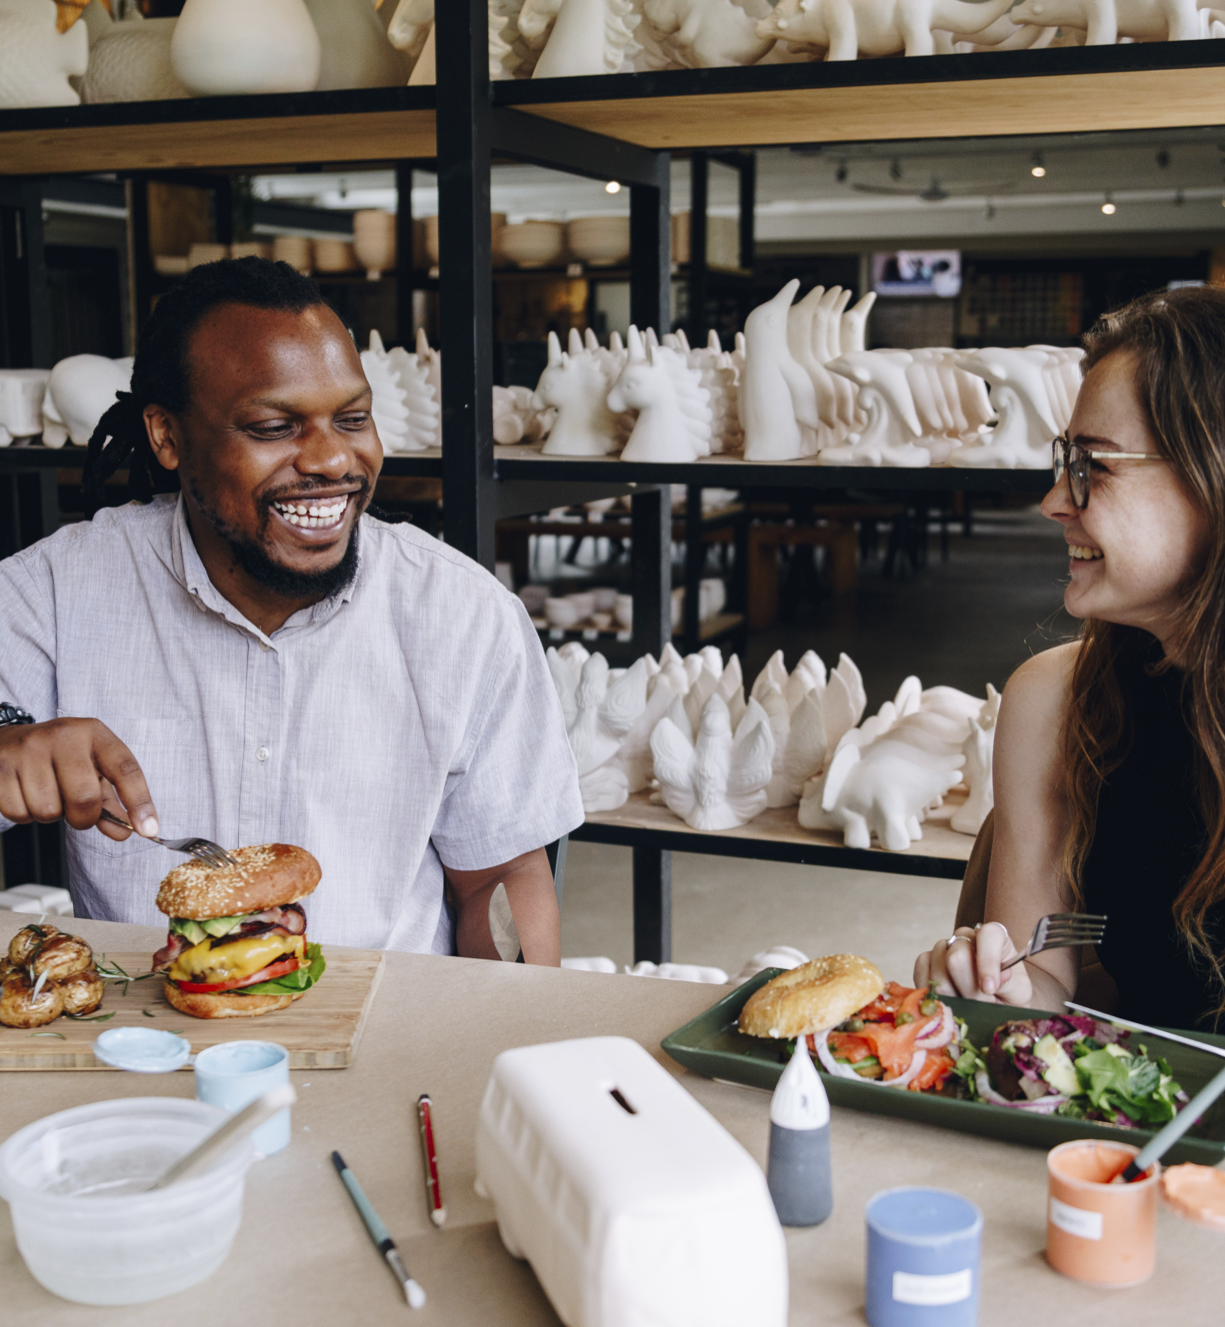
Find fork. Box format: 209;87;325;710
999;912;1107;971
97;808;238;870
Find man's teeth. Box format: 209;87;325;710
1069;544;1103;561
273;497;349;529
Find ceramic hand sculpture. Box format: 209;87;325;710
0;370;51;445
821;351;930;467
80;13;192;104
607;327;713;463
651;693;775;830
171;0;322;95
950;684;1001;836
533;330;623;456
0;0;88;108
643;0;775;65
741;281;822;462
532;0;642;77
1010;0;1200;40
754;0;1014;58
951;347;1061;469
41;355;133;448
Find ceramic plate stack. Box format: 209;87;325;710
499;221;565;269
567;216;630;268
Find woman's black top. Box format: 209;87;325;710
1082;647;1222;1030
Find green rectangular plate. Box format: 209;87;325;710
662;970;1225;1165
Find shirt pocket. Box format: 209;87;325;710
61;712;191;861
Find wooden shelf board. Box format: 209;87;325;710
494;444;1052;492
0;444;442;479
500;48;1225;149
575;788;973;879
0;89;435;175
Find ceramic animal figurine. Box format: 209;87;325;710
651;693;775;830
0;370;51;445
643;0;775;65
951;684;1000;836
822;351;930;467
741;281;822;462
533;330;622;456
607;327;713;463
494;385;552;444
951;346;1060;469
758;686;828;808
0;0;88;108
754;0;1014;58
610;660;681;793
1010;0;1200;40
172;0;321;94
361;342;413;455
671;329;741;452
787;288;840;452
41;355;133;448
80;14;191;104
370;331;440;451
532;0;641;77
818;287;859;431
303;0;407;89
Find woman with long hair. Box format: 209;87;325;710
915;286;1225;1029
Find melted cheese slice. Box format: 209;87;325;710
169;932;304;985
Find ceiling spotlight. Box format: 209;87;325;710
1101;194;1116;215
605;180;621;194
1156;148;1171;169
889;159;903;181
836;161;848;183
1030;152;1046;178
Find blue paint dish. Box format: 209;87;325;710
865;1186;983;1327
92;1028;192;1074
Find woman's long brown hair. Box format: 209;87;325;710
1063;287;1225;1010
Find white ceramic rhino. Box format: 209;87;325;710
755;0;1015;58
41;355;133;449
0;0;88;109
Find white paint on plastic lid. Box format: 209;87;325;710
93;1027;192;1074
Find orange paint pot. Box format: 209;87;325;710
1046;1141;1159;1287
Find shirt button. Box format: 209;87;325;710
256;746;270;762
259;641;270;652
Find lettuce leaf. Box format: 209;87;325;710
1075;1046;1180;1125
240;943;326;995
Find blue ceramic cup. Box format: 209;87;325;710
865;1187;983;1327
193;1042;291;1157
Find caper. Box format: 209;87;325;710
896;1011;915;1026
920;998;938;1016
846;1016;865;1032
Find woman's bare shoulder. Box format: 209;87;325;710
1004;642;1077;718
994;643;1078;791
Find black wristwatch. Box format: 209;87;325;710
0;703;34;727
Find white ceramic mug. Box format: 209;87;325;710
193;1042;291;1157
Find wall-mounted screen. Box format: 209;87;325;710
872;251;961;298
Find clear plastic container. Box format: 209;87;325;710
0;1096;255;1305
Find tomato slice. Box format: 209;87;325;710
174;956;303;994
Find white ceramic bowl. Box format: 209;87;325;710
567;591;595;621
591;612;613;631
499;221;565;269
545;598;579;629
567;216;630;267
615;594;633;629
592;587;618;611
272;235;312;274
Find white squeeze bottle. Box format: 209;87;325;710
766;1035;833;1226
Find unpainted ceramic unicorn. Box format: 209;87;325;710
607;326;713;463
532;330;622;456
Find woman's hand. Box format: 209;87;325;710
913;922;1033;1004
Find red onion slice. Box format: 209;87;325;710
882;1049;927;1088
975;1070;1068;1112
811;1030;861;1080
916;1004;956;1050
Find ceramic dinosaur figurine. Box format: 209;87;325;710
755;0;1015;59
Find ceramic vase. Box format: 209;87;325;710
0;0;88;108
353;210;397;281
272;235;312;274
80;16;191;104
302;0;406;89
171;0;321;96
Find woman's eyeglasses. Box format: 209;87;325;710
1052;436;1166;509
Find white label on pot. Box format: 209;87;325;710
1049;1197;1103;1240
892;1269;973;1305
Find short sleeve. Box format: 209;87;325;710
429;597;583;871
0;550;59;833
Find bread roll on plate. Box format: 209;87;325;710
738;954;884;1040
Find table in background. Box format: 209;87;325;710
2;915;1220;1326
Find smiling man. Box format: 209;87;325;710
0;258;583;962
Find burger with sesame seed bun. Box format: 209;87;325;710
152;844;326;1018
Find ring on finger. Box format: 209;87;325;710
945;934;963;947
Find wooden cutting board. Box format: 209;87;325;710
0;946;384;1071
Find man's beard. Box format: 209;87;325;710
189;476;366;602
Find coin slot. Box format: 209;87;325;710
609;1087;637;1115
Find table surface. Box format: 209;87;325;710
2;914;1220;1326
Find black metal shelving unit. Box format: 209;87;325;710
4;31;1220;954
